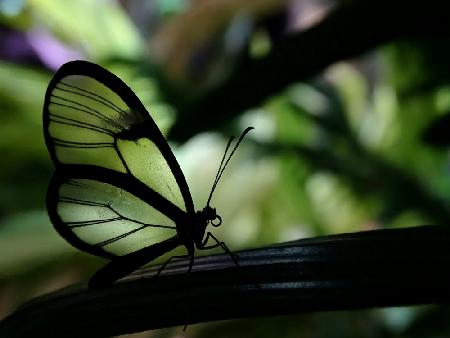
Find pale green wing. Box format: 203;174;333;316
47;171;181;258
43;61;194;214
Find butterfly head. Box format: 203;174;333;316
194;206;222;249
202;205;222;227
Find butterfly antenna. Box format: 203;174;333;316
206;127;254;206
213;136;235;186
207;136;235;206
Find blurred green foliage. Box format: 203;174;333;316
1;0;450;337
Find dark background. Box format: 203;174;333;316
1;0;450;337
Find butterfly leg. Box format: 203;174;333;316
199;232;240;267
155;253;194;330
182;254;195;331
155;254;191;277
199;233;260;289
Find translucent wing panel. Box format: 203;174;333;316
44;61;193;213
52;178;177;257
47;75;144;171
117;139;185;213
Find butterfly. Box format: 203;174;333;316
43;60;253;288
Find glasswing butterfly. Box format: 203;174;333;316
43;60;252;288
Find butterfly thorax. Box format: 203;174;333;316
193;205;221;248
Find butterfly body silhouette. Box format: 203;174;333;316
43;61;250;288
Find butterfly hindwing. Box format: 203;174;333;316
48;166;184;258
43;61;194;258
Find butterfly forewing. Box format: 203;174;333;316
44;61;195;260
44;61;193;213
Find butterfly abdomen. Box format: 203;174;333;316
89;235;182;288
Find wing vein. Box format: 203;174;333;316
49;113;115;136
50;96;122;130
59;195;177;229
52;138;114;149
67;217;123;227
94;225;149;247
57;82;126;115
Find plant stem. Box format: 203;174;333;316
1;226;450;337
